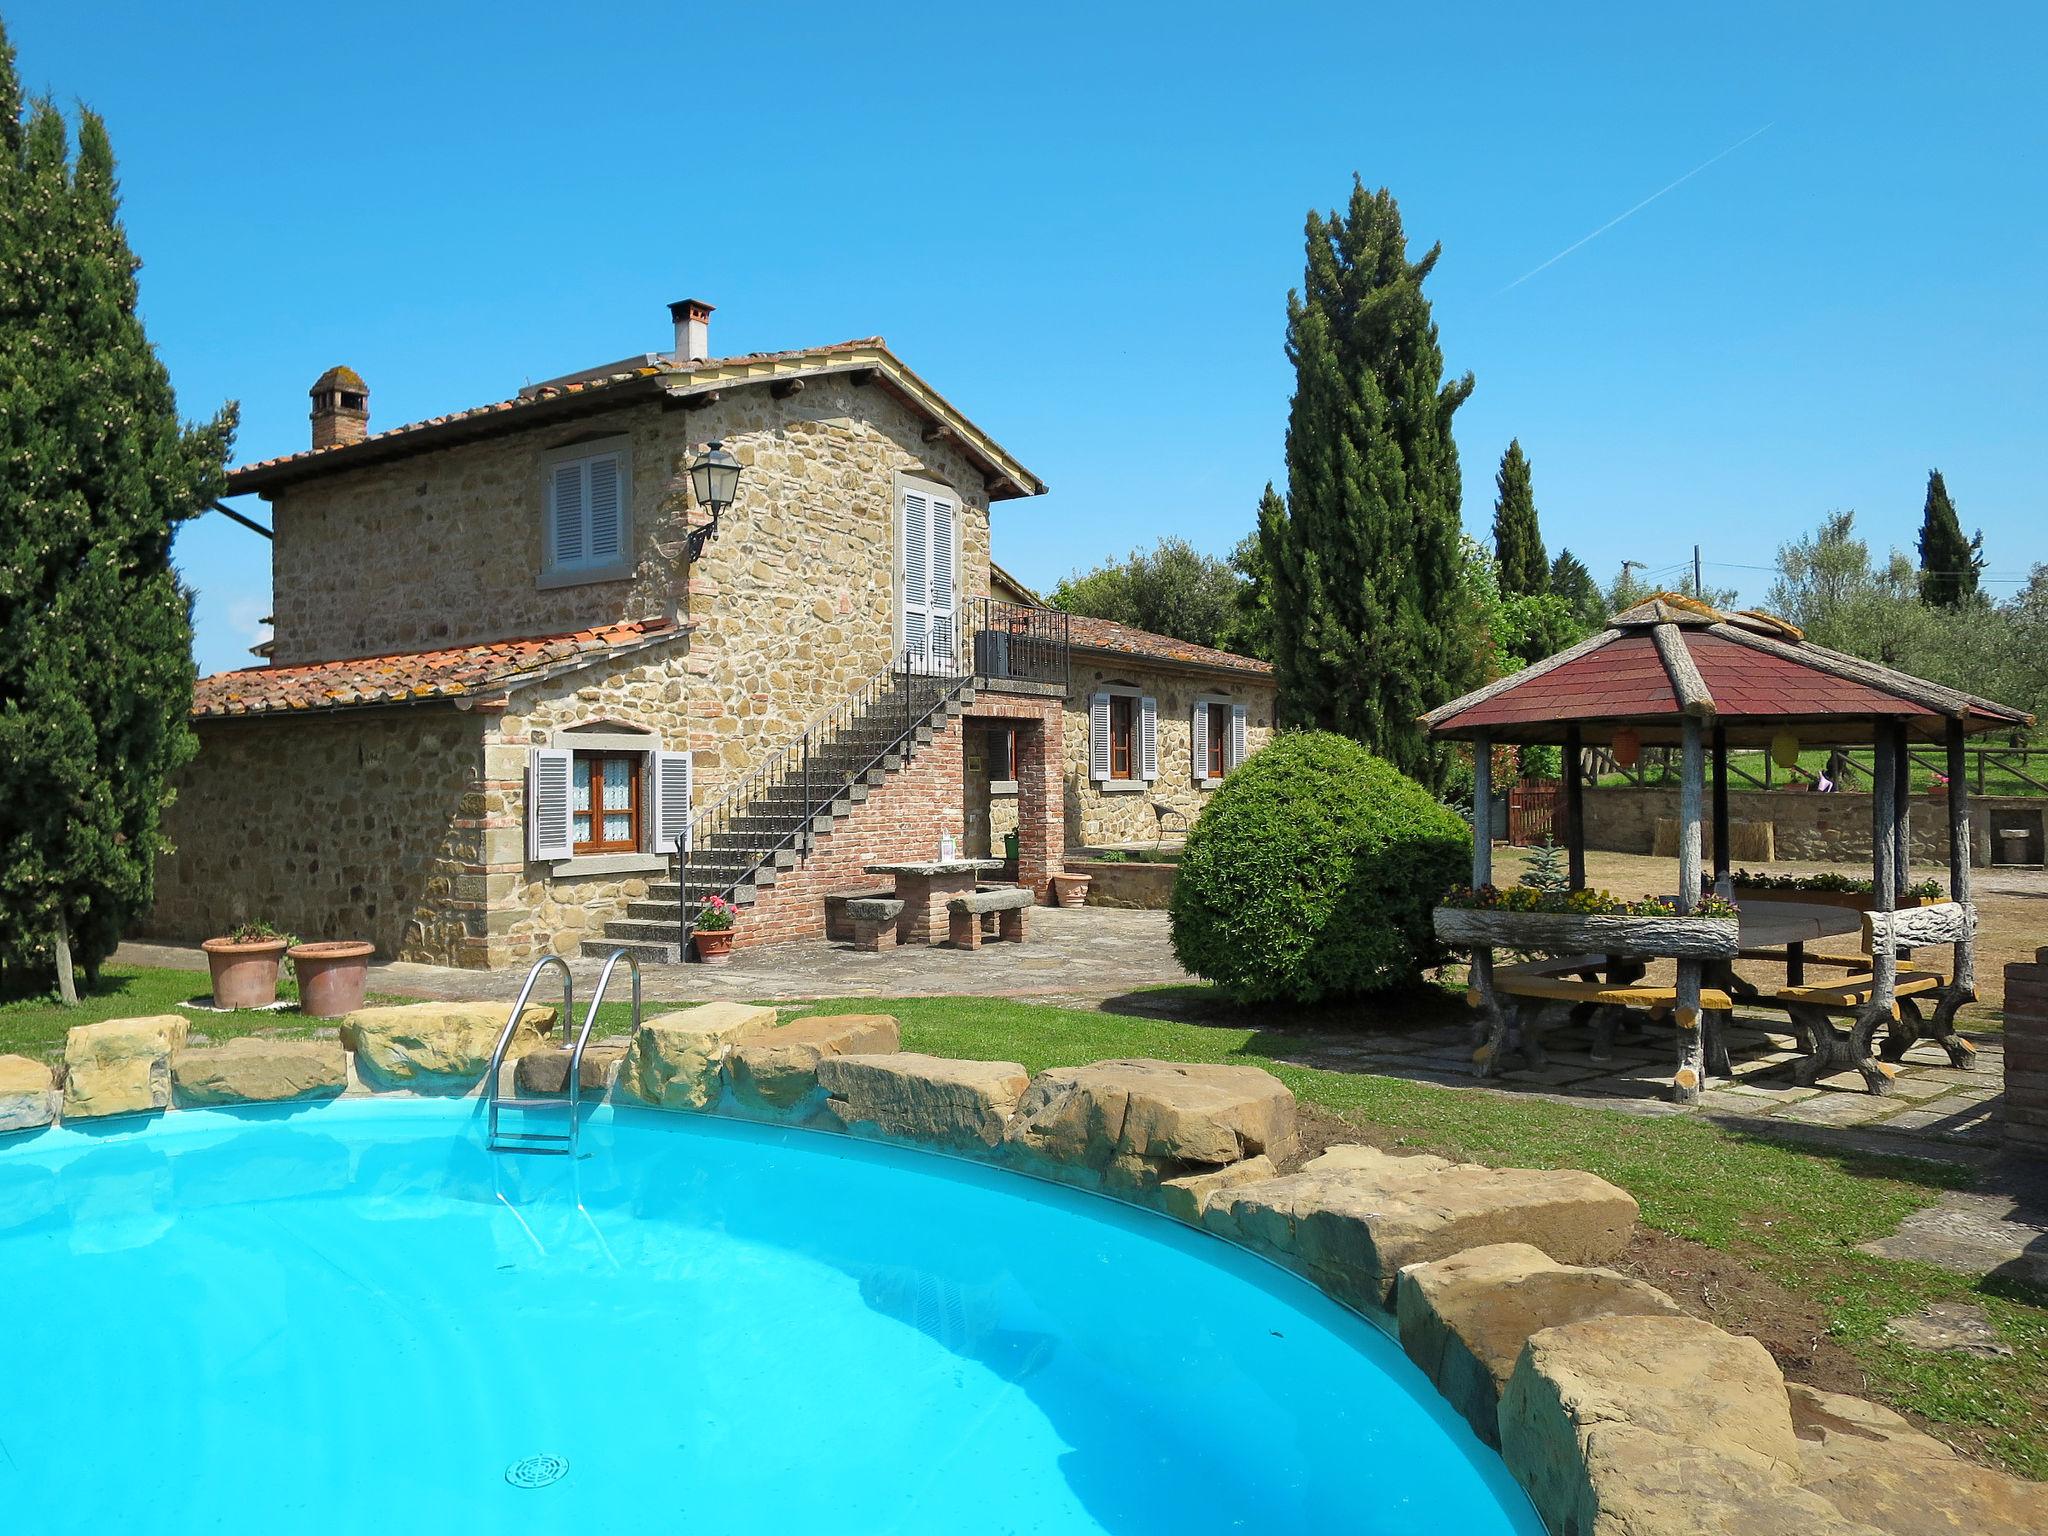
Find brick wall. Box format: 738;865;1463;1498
2006;947;2048;1157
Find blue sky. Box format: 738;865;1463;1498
12;2;2045;675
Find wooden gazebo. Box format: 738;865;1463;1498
1423;595;2033;1103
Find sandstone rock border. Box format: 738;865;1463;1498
7;1005;2039;1535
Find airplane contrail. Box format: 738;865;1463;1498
1499;123;1774;293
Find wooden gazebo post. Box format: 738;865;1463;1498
1466;728;1508;1058
1909;717;1979;1066
1671;714;1708;1101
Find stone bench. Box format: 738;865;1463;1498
846;897;905;952
825;887;897;944
948;886;1032;948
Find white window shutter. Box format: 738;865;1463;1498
1089;692;1111;781
901;491;930;669
587;454;623;564
928;494;957;667
528;747;574;862
1230;704;1248;770
653;750;693;855
551;462;586;566
1139;696;1159;781
1191;702;1209;782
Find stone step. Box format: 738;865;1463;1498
602;918;690;944
580;936;680;964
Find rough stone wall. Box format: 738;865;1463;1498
1581;786;2044;867
146;709;484;963
266;379;995;814
1063;658;1276;847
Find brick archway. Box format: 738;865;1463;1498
964;694;1064;899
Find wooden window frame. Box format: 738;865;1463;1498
992;724;1018;783
1108;694;1136;781
572;750;642;856
1207;701;1230;780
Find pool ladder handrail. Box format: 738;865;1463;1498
483;951;640;1155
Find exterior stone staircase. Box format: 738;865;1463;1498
582;667;975;964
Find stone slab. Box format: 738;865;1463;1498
0;1053;58;1134
818;1052;1028;1149
1789;1382;2048;1536
616;1002;778;1111
343;1001;556;1095
1500;1312;1801;1536
727;1013;900;1116
1396;1242;1684;1447
1204;1145;1637;1309
172;1038;348;1106
62;1015;189;1119
1156;1156;1276;1224
515;1042;629;1096
1004;1059;1298;1189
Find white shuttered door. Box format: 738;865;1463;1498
899;487;958;673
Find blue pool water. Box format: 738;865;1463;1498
0;1100;1540;1535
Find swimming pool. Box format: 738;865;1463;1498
0;1099;1541;1534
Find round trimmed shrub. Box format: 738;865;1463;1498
1169;731;1471;1005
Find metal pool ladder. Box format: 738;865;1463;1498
485;949;641;1156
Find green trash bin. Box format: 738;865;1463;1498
1002;830;1021;863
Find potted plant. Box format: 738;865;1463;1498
288;940;375;1018
693;895;738;964
201;921;294;1009
1050;870;1091;908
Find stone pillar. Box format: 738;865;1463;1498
2006;947;2048;1158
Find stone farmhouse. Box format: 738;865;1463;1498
147;301;1275;966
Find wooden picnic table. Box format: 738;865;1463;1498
864;859;1005;946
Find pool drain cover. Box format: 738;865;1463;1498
505;1453;568;1489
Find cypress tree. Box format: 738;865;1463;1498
1490;439;1547;595
1548;547;1603;626
1258;179;1475;786
1916;469;1982;609
0;23;236;1000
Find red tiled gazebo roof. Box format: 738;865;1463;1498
1424;595;2031;745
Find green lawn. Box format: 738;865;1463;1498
5;968;2042;1478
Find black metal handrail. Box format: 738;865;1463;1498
970;596;1070;686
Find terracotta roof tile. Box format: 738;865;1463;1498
193;620;681;719
225;339;884;484
1062;615;1272;677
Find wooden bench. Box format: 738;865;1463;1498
1481;955;1733;1071
846;897;905;953
947;886;1032;949
826;888;897;944
1773;968;1943;1017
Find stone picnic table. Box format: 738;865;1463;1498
865;859;1006;946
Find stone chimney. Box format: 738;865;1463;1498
309;366;370;449
669;298;714;364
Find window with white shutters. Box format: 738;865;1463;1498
543;440;631;578
1139;695;1158;781
1230;703;1248;771
1090;692;1112;781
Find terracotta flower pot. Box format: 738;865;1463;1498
693;929;736;965
288;940;374;1018
1050;872;1091;909
201;936;289;1010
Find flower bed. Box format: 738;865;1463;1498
1730;870;1943;911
